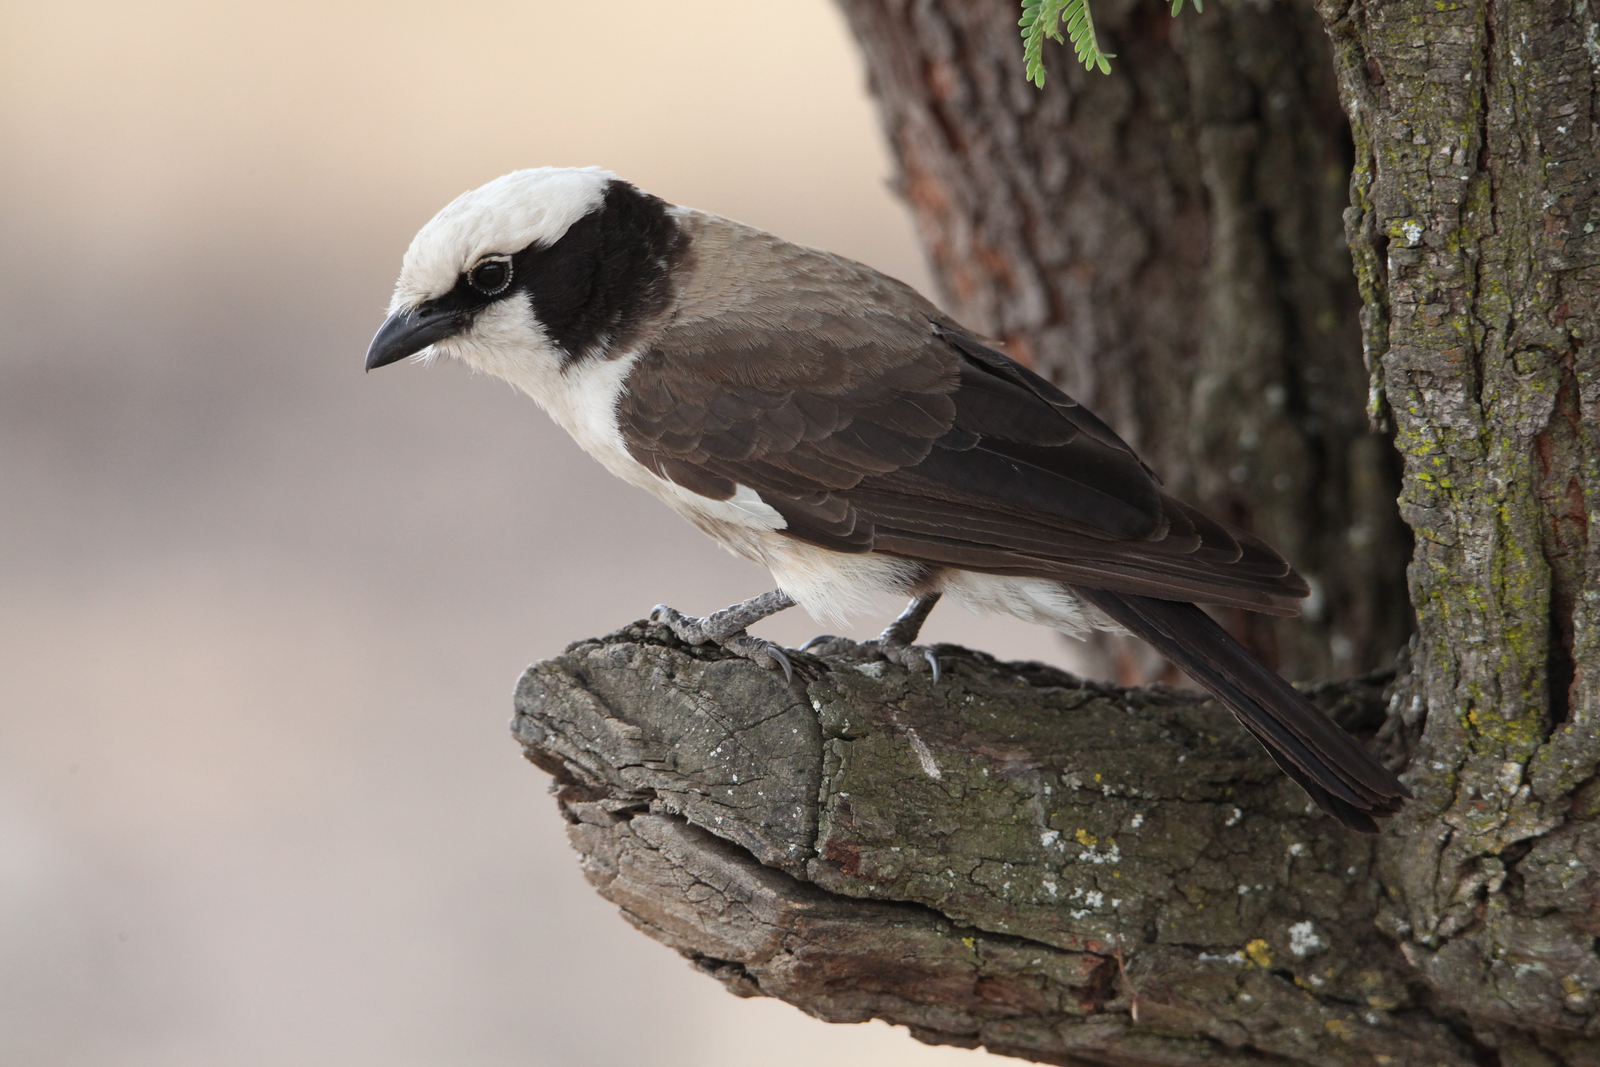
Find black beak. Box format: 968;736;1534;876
365;305;468;371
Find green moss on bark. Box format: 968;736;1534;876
1319;0;1600;1049
515;626;1479;1065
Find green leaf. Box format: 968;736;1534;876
1022;0;1201;86
1019;0;1115;86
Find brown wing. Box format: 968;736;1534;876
617;224;1306;613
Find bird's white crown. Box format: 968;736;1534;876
389;166;614;311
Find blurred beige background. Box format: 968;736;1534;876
0;2;1077;1063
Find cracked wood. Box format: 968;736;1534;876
515;625;1475;1066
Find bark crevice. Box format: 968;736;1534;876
514;623;1512;1066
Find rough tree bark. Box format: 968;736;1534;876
836;0;1412;684
510;1;1600;1063
519;629;1453;1065
1320;0;1600;1058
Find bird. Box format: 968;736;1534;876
366;166;1409;832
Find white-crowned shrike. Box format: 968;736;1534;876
367;167;1407;831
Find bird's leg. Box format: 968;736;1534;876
650;590;799;682
876;593;944;681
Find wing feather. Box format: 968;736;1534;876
609;215;1408;826
615;230;1306;609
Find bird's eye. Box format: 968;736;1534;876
468;257;512;295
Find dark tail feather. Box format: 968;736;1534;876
1076;588;1410;833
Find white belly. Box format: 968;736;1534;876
451;304;1118;636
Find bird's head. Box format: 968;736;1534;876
366;166;649;379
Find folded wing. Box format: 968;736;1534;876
616;269;1406;829
620;308;1306;614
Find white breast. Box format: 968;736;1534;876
441;298;1133;635
447;297;789;538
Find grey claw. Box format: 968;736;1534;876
722;632;797;683
800;634;837;652
924;648;941;684
770;646;795;685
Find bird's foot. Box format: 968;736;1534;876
799;632;941;681
798;642;942;685
798;593;944;682
874;635;942;682
650;593;798;683
875;592;943;682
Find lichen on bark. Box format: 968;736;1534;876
1317;0;1600;1054
516;625;1484;1066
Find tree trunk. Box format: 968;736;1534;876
1320;0;1600;1056
509;1;1600;1062
836;0;1412;684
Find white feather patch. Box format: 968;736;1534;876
764;542;922;626
722;484;787;529
392;167;613;310
433;296;789;543
938;572;1120;637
